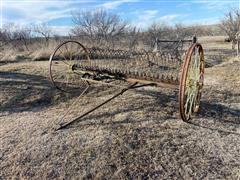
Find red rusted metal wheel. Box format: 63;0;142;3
179;43;204;121
49;40;90;93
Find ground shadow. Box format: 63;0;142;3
199;101;240;123
186;101;240;135
0;71;88;113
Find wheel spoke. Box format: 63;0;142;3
184;89;191;115
58;48;71;66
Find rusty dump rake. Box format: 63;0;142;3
49;38;204;130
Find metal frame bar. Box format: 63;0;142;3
156;36;197;43
55;82;156;130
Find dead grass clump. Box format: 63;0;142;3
31;41;60;61
1;49;18;61
31;48;52;61
0;47;32;62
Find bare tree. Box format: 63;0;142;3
33;23;52;45
71;9;129;47
220;8;240;49
174;23;195;39
1;23;32;51
127;26;140;50
147;22;171;40
0;28;10;46
145;22;174;48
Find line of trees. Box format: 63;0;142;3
0;23;54;51
70;9;219;49
0;8;239;51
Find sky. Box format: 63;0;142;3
1;0;239;35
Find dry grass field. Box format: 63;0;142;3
0;37;240;179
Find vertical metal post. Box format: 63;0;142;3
192;36;197;43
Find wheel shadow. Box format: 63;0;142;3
199;101;240;124
186;101;240;135
0;71;88;113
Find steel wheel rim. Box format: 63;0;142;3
49;40;90;93
179;43;204;121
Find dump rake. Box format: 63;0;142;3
49;38;204;130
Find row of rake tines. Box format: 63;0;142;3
86;47;182;63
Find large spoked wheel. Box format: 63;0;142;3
49;40;90;93
179;43;204;122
